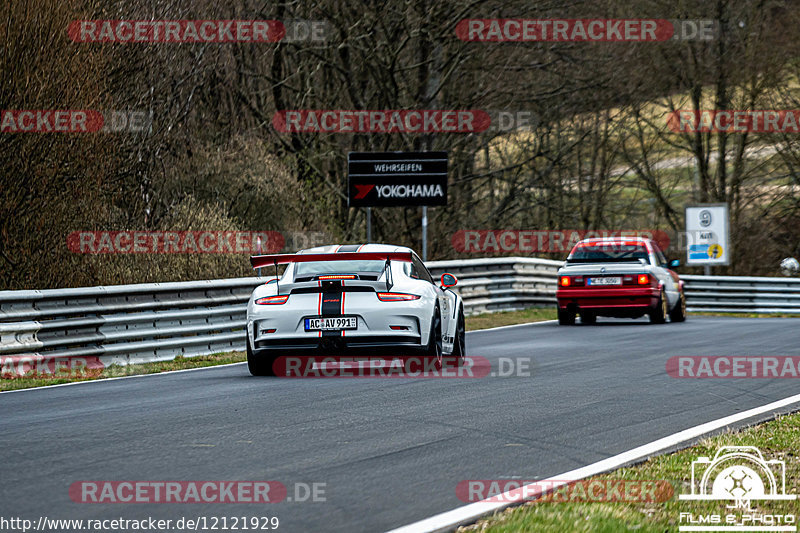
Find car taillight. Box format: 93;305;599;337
559;276;583;287
255;295;289;305
376;292;421;302
637;274;650;285
318;275;356;280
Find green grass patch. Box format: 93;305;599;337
460;411;800;532
467;307;557;331
0;351;246;392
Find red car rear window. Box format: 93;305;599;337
568;242;649;262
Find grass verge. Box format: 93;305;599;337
0;352;246;392
467;307;558;331
458;411;800;532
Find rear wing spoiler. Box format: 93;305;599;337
250;251;413;292
250;251;412;270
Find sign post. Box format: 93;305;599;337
347;151;448;260
421;206;428;260
685;203;730;273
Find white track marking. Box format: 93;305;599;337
386;392;800;533
469;319;558;333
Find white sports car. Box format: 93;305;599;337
246;244;466;376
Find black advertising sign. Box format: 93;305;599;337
347;152;448;207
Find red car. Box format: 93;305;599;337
555;237;686;325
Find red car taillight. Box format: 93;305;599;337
255;295;289;305
376;292;421;302
559;276;584;287
637;274;651;285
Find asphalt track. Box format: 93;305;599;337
2;317;800;533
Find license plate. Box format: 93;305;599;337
588;277;622;286
304;316;358;331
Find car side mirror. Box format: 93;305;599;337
440;273;457;289
669;259;681;268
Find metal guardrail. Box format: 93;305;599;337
681;274;800;314
427;257;562;315
1;258;798;373
0;278;269;370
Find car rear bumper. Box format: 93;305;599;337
556;286;659;311
252;335;425;357
248;291;429;347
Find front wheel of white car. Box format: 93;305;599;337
426;307;443;369
449;306;466;367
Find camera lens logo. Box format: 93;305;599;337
680;446;794;507
678;446;796;532
715;465;760;500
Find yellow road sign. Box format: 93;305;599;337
708;244;723;258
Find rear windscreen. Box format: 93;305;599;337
567;243;650;263
294;260;386;276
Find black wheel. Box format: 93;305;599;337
448;306;466;367
579;311;596;325
426;307;443;369
558;308;576;325
247;337;275;376
669;291;687;323
649;289;667;324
